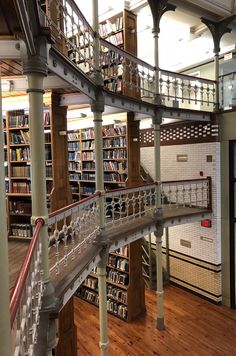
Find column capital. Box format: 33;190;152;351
20;36;48;76
152;110;163;125
91;90;105;113
148;0;176;33
201;16;235;53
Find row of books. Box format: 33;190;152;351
10;200;31;214
82;162;95;170
68;141;80;150
103;149;127;159
10;148;51;161
108;256;129;272
100;51;123;67
10;131;30;145
104;79;122;93
107;299;128;319
113;246;128;258
68;132;80;141
82;151;95;160
11;223;32;238
103;137;126;148
99;16;123;37
10;148;30;161
103;64;123;81
12;182;31;193
104;173;126;182
107;270;129;286
71;185;80;194
82;141;95;150
12;166;30;177
5;181;9;192
104;160;127;172
45;147;52;161
68;151;81;161
69;173;81;181
8;110;50;128
80;186;96;196
81;128;94;140
77;286;99;305
105;32;124;46
84;276;98;290
107;285;127;305
81;173;95;181
8;111;29;128
102;125;126;137
68;161;81;171
46;165;52;177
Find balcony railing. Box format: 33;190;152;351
9;178;211;355
10;218;44;356
40;0;216;111
159;69;216;111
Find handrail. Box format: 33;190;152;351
160;68;216;85
49;192;101;219
10;218;44;327
100;38;155;71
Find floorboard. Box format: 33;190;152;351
74;284;236;356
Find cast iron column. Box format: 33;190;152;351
0;76;11;355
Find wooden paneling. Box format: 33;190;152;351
56;297;77;356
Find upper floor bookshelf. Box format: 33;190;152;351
4;93;71;240
68;122;127;201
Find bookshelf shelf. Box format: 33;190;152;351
5;95;71;240
77;241;145;322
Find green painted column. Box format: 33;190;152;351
97;251;109;356
153;114;164;330
0;77;11;355
27;72;56;352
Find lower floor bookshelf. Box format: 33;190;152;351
75;240;145;322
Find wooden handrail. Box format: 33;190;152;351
48;192;101;219
10;218;44;327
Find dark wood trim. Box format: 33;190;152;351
229;140;236;308
160;245;221;268
170;281;222;304
170;276;222;298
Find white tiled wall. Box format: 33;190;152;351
141;142;221;264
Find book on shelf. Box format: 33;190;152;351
8;110;29;128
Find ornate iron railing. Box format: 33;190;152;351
48;193;100;278
41;0;95;74
105;183;156;228
10;218;44;356
40;1;216;111
161;177;211;210
100;38;155;100
159;69;216;111
9;178;211;354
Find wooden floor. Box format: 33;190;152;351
8;240;29;290
74;284;236;356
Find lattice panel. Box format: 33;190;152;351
140;121;219;147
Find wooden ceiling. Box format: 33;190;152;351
0;60;22;77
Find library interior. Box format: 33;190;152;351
1;0;236;355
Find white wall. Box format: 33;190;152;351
141;142;221;264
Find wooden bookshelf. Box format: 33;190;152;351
5;94;71;240
67;123;127;201
99;9;137;96
75;241;145;322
